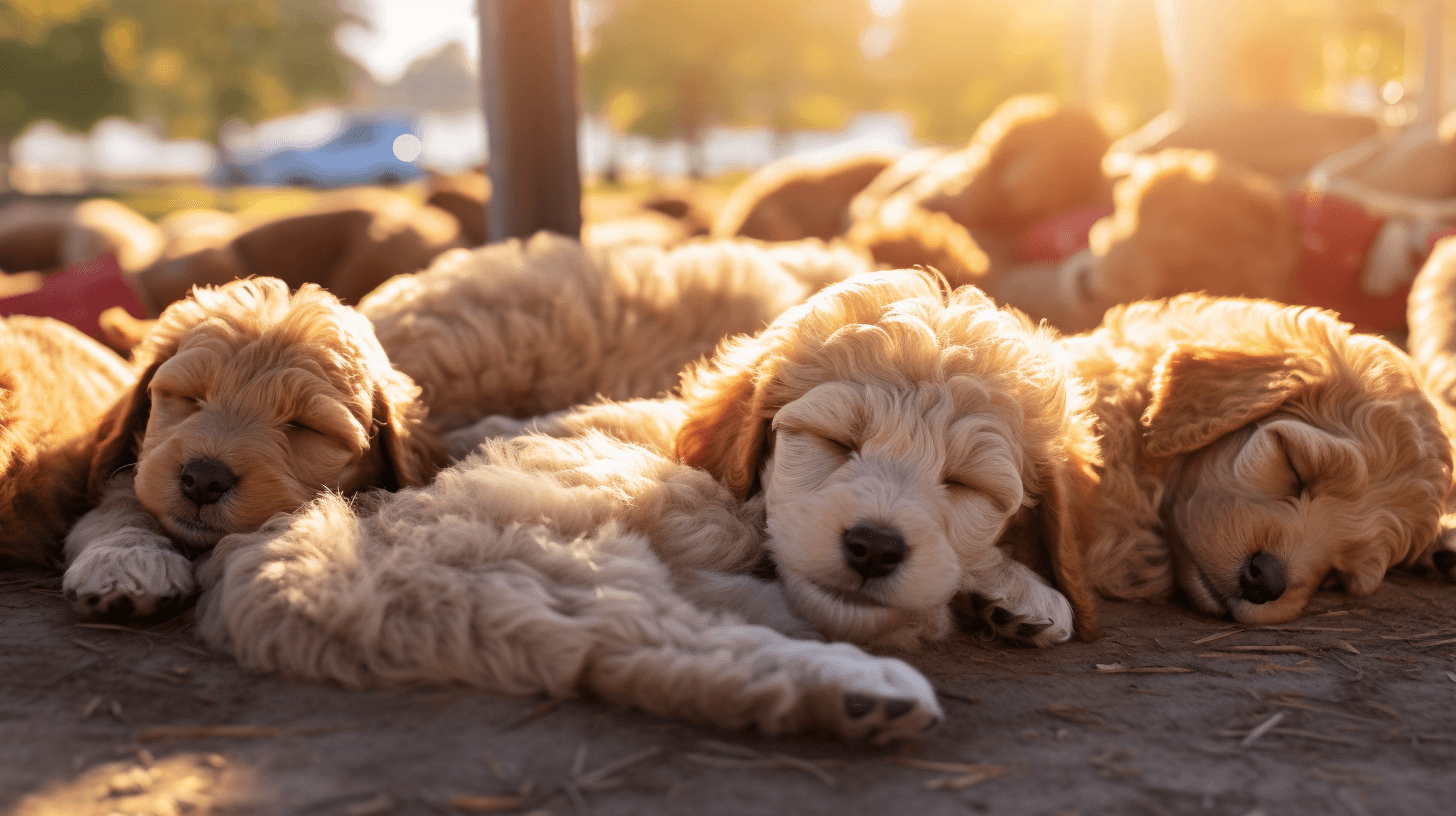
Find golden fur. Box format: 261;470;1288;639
135;189;463;313
360;232;874;432
1405;236;1456;577
1007;150;1302;334
1062;295;1452;623
61;278;443;618
0;316;134;567
712;154;896;242
671;269;1102;647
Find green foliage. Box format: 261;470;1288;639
581;0;872;155
0;0;357;141
0;17;129;142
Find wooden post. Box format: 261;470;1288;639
478;0;583;241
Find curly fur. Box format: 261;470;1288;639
1062;294;1453;623
192;430;943;743
359;233;873;431
672;269;1103;648
62;277;443;618
1406;237;1456;574
0;316;134;567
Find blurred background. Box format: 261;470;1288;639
1;0;1451;197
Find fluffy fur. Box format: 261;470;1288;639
62;278;443;618
711;154;896;242
0;316;134;566
192;426;942;742
360;232;873;432
671;269;1102;649
1406;236;1456;571
1006;150;1302;334
1062;295;1454;624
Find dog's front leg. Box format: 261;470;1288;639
63;472;196;618
954;555;1074;647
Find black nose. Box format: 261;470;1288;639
841;523;906;579
1239;551;1286;604
180;458;236;506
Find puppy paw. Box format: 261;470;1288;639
803;644;942;743
63;532;196;619
959;589;1074;647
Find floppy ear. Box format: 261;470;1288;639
674;333;776;501
997;450;1102;640
1142;346;1303;458
87;357;160;496
371;367;445;489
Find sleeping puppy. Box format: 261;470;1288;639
1064;294;1454;624
360;232;873;433
1406;236;1456;570
62;277;443;618
1;316;134;567
669;269;1103;649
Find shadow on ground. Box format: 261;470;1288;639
3;569;1453;815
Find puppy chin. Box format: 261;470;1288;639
155;514;230;549
1176;556;1313;625
780;570;944;647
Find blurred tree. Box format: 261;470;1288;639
581;0;873;176
876;0;1081;144
0;0;356;144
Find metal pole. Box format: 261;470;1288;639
478;0;583;241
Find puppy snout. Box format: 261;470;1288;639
841;523;906;579
180;458;237;506
1238;551;1286;604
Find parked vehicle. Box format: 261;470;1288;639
217;115;424;188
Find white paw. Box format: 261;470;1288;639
63;531;196;618
958;587;1074;647
804;643;942;743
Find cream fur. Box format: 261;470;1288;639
1405;236;1456;575
669;269;1103;648
195;431;943;742
1062;294;1452;623
358;232;873;433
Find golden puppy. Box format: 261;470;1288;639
712;153;896;242
1064;295;1453;624
1004;149;1302;335
62;278;443;618
1;316;134;567
671;269;1102;649
360;232;874;433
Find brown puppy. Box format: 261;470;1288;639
62;277;443;618
1063;294;1453;624
0;316;134;567
712;153;896;242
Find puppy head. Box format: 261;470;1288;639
90;277;442;549
1088;149;1300;306
1140;297;1451;624
923;94;1112;235
677;270;1100;647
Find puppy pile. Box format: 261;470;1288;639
7;103;1456;742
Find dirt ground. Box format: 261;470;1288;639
3;567;1454;816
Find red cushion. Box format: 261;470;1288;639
0;253;148;342
1287;191;1408;333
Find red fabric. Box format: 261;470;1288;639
1016;204;1114;263
1286;191;1408;333
0;253;147;342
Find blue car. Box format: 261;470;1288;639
218;115;425;188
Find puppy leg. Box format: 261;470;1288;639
63;473;195;618
955;556;1074;647
673;569;821;639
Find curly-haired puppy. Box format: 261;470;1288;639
1065;295;1454;624
1;316;134;567
192;421;942;742
671;269;1102;649
360;232;873;432
1406;236;1456;571
62;277;443;618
